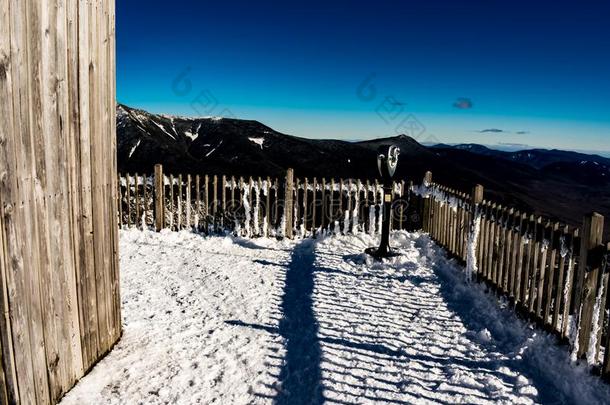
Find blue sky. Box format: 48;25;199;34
117;0;610;153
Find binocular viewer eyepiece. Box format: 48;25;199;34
377;145;400;180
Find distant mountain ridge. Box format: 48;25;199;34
431;143;610;171
116;103;610;235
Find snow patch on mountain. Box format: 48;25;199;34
248;137;265;149
184;131;198;141
152;120;176;140
205;140;223;157
128;140;141;159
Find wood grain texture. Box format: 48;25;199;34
0;1;120;403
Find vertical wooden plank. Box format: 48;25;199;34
77;0;99;371
222;175;227;229
364;180;371;234
92;0;114;365
543;223;560;325
293;178;300;236
470;186;484;277
135;173;140;226
513;213;527;303
507;211;520;297
154;164;164;231
204;175;209;230
477;202;489;279
535;221;552;317
284;169;294;239
399;180;405;231
421;172;432;232
125;173;131;227
213;175;218;231
329;179;335;232
257;177;263;236
230;176;236;230
442;189;449;246
576;213;605;359
64;0;91;383
562;228;579;338
374;180;381;235
303;178;309;235
169;174;174;230
107;0;122;348
50;0;86;391
117;177;123;228
142;174;147;228
265;177;271;237
338;179;344;234
484;202;494;281
476;200;485;277
177;174;182;230
0;168;19;404
0;4;20;401
601;242;610;377
195;174;200;230
2;0;40;401
346;179;352;233
521;215;534;306
273;178;280;230
528;217;543;313
186;174;191;229
312;178;318;235
496;208;508;292
553;226;570;330
247;177;254;236
321;178;327;232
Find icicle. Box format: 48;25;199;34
278;213;286;238
466;208;482;282
343;210;350;235
262;180;269;196
368;205;376;236
352;183;360;234
242;184;251;238
570;309;581;363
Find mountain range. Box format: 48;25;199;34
117;104;610;236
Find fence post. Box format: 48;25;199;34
422;171;433;232
472;184;484;205
284;168;294;239
154;164;164;231
575;213;605;359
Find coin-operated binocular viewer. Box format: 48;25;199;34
365;145;401;260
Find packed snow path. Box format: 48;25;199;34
61;230;610;404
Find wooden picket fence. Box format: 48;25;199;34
419;173;610;379
117;165;610;380
117;165;419;238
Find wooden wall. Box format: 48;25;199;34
0;1;121;404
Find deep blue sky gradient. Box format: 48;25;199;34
117;0;610;152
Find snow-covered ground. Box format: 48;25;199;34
61;230;610;404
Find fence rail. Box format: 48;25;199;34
117;164;610;381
